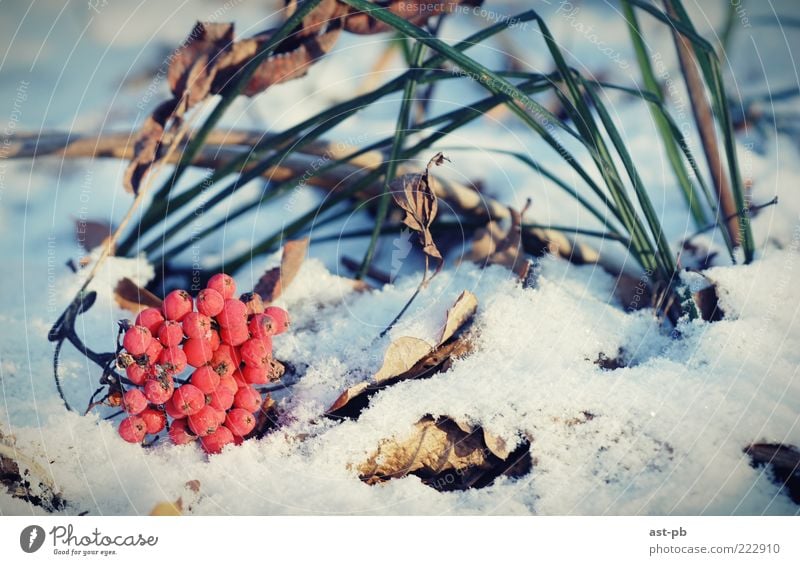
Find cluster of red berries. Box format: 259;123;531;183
116;273;289;454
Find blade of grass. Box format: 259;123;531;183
146;74;558;257
531;15;667;278
119;9;541;254
621;0;708;229
582;79;677;276
434;145;624;236
357;40;426;280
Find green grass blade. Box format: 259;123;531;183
582;80;676;276
357;40;426;279
119;9;541;254
621;0;708;229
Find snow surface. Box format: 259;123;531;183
1;0;799;515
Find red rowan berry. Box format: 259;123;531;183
196;287;225;317
188;405;218;437
240;338;271;369
126;363;149;386
200;425;234;455
242;364;269;385
135;307;165;335
168;418;195;445
157;320;184;348
208;387;234;411
144;338;164;366
182;312;212;340
217;375;238;396
207;274;236;300
123;326;152;356
164;397;184;420
162;289;193;321
248;313;274;339
140;408;166;434
157;346;187;375
183;338;214;367
214;344;241;367
122;389;148;415
218;299;247;328
171;384;206;416
208;330;221;351
190;366;220;394
234;386;262;413
263;306;290;335
119;416;147;443
219;324;249;346
144;377;174;405
225;408;256;437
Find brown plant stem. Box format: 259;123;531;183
663;0;740;246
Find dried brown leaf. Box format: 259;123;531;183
358;416;491;484
326;291;478;416
466;201;531;280
693;283;724;322
357;415;530;491
0;431;65;511
744;443;800;504
390;153;447;275
124;2;481;194
373;337;434;384
254;238;308;303
114;278;163;315
438;290;477;345
75;219;113;253
123;97;187;194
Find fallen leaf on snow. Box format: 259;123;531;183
326;291;477;416
464;200;531;280
357;415;531;491
114;278;163;314
254;238;309;303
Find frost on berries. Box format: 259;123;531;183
115;276;289;455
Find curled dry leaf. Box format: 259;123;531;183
75;219;114;254
254;238;309;303
693;281;724;322
114;278;163;315
390;153;448;277
326;290;477;416
744;443;800;504
357;415;531;491
465;199;532;280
